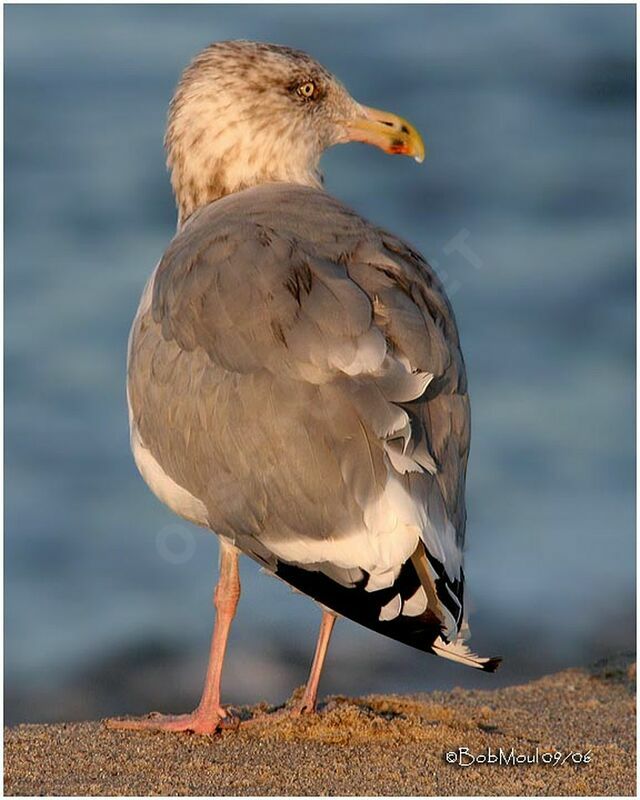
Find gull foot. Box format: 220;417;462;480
289;699;316;717
105;708;239;735
242;700;317;727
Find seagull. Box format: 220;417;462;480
108;40;500;735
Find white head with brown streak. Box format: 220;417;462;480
166;40;425;226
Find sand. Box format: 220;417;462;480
4;656;635;796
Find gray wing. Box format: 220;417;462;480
129;183;477;656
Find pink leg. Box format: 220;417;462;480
106;539;241;734
291;609;337;715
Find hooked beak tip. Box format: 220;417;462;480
344;104;426;165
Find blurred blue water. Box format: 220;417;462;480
5;5;635;724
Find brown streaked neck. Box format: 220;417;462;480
166;135;323;230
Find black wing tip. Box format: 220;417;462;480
481;656;503;673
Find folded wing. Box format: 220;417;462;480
128;183;498;669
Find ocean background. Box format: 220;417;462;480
5;4;635;724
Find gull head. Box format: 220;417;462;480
166;40;425;225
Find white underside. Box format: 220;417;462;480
131;424;210;527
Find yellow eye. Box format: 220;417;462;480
297;81;316;99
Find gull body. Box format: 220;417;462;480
110;40;499;735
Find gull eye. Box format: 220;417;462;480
296;80;317;100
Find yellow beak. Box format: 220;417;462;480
344;104;425;163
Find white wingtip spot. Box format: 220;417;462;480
402;585;428;617
432;635;496;670
379;593;402;621
366;568;398;592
